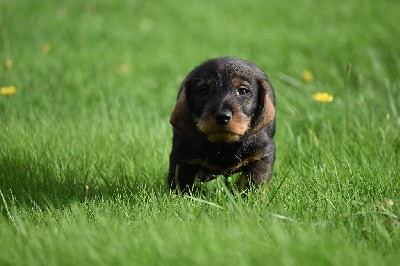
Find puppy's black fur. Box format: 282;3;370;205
168;57;276;192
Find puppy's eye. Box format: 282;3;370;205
197;86;211;96
237;86;250;96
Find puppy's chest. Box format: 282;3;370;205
187;144;263;174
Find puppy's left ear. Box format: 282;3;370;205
170;82;195;138
251;79;276;133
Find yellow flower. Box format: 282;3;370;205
0;86;17;96
312;92;333;102
4;59;13;70
42;43;51;54
302;70;314;83
380;198;394;208
119;63;131;74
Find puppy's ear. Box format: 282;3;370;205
251;79;276;133
170;82;194;137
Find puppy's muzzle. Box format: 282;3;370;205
214;109;232;125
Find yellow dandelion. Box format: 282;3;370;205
380;198;394;208
4;59;13;70
42;43;51;54
119;63;131;74
312;92;333;103
302;70;314;83
0;86;17;96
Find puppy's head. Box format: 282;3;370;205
171;57;275;143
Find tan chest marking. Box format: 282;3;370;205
188;151;264;172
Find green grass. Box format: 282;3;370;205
1;0;399;265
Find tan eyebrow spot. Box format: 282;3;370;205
232;78;250;88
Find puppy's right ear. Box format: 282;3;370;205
170;81;195;138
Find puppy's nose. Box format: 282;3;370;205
214;110;232;125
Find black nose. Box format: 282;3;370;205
214;110;232;125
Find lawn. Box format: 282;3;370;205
1;0;399;265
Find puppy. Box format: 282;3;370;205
168;57;276;192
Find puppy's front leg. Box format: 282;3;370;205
236;157;274;190
167;162;197;192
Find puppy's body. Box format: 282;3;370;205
168;57;276;191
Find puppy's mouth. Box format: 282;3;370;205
206;130;241;143
196;122;245;143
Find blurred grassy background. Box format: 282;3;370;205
1;0;399;265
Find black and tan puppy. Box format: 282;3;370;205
168;57;276;192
